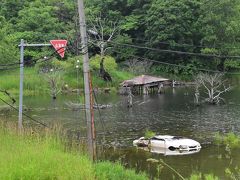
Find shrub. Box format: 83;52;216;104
144;130;156;139
90;55;117;72
66;56;83;70
35;58;71;73
224;60;240;71
214;132;240;149
223;133;240;149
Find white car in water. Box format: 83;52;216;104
133;135;201;154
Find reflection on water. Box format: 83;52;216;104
1;87;240;179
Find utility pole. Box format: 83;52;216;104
77;0;96;160
18;39;24;130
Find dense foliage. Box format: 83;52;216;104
1;0;240;77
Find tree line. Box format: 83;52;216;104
1;0;240;77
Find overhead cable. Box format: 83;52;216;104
131;37;240;50
109;41;240;59
0;97;49;127
111;49;240;75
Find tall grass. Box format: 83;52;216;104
0;68;48;95
0;122;147;180
214;132;240;149
0;67;133;96
189;173;219;180
95;162;146;180
64;68;133;89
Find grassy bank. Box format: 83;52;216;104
0;123;147;180
0;67;133;97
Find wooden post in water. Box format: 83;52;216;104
127;87;133;107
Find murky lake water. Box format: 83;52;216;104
1;86;240;179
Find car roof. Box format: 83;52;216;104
153;135;184;140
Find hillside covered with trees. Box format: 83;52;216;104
1;0;240;78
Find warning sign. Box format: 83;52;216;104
50;40;68;58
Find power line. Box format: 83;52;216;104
0;66;20;71
111;49;240;75
137;56;222;74
0;41;87;72
84;39;240;74
0;90;16;104
0;46;69;71
0;97;49;127
109;41;240;59
0;46;65;68
0;45;84;76
0;62;21;67
0;53;57;71
131;37;240;50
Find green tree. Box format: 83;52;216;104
199;0;240;71
10;0;76;61
143;0;204;76
85;0;150;61
145;0;202;53
0;16;18;65
0;0;31;22
15;1;64;42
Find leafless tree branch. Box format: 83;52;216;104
194;73;232;105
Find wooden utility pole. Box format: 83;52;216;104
77;0;96;160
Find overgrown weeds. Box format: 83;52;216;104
0;121;147;180
214;132;240;149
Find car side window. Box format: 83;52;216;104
151;137;164;141
172;136;183;139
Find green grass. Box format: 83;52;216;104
95;162;146;180
64;69;134;89
0;123;147;180
214;132;240;149
0;68;48;95
189;173;219;180
0;67;133;96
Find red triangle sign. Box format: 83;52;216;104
50;40;68;58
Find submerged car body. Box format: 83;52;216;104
133;135;201;155
138;146;201;156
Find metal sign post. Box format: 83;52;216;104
18;39;24;130
18;40;66;130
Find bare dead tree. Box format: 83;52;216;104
194;73;232;105
124;58;153;74
88;16;120;81
43;69;64;100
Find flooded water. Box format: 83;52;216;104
1;86;240;179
